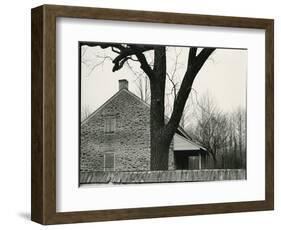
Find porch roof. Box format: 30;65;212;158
174;133;207;152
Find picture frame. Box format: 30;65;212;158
31;4;274;225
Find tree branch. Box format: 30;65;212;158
188;47;197;66
193;48;216;73
165;47;215;138
129;45;155;79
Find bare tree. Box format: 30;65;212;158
81;46;110;78
189;94;229;167
125;60;151;103
187;93;246;169
231;107;246;168
81;43;215;170
81;105;91;122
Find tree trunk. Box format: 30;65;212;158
150;134;170;170
213;155;218;169
148;47;215;170
150;93;171;170
149;46;171;170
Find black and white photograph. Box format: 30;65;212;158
79;42;247;185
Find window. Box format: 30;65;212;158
104;152;115;171
104;117;116;133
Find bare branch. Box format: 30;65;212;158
129;45;155;79
165;47;215;138
193;48;216;73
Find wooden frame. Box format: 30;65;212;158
31;4;274;225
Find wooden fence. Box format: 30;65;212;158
80;169;246;184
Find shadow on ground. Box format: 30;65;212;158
18;212;31;221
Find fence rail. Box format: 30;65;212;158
80;169;246;184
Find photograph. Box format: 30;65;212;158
79;42;247;185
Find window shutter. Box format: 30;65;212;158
104;153;114;171
105;117;116;133
111;118;116;132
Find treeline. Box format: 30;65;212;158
185;94;246;169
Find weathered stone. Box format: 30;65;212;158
80;89;174;172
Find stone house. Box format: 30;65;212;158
80;79;210;173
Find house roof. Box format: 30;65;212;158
82;88;126;125
82;88;192;140
174;133;207;152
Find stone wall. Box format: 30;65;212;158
80;169;247;184
80;89;175;172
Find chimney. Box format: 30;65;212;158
119;79;128;91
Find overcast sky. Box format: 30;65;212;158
80;44;247;116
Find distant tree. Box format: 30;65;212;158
231;107;246;168
81;105;91;122
187;93;246;169
126;60;151;104
189;94;229;167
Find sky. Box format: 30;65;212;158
80;44;247;117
